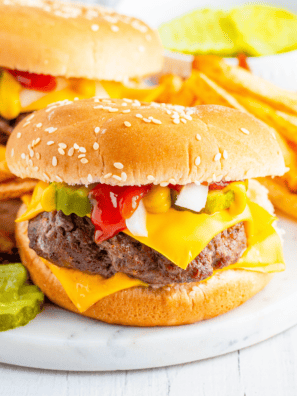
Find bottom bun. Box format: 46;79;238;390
16;204;273;327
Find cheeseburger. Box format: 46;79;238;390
0;0;163;145
7;99;286;326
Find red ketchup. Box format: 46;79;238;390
90;184;151;243
6;69;57;92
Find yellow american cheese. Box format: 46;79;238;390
46;262;146;313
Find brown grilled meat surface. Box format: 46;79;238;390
28;211;247;285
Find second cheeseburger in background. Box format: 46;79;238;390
0;0;163;144
7;99;286;326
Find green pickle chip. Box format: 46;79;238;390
0;263;44;332
55;183;92;217
202;189;235;214
159;4;297;57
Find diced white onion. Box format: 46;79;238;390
125;200;148;237
175;183;209;212
19;89;46;108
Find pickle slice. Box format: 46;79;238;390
202;190;235;214
55;183;92;217
0;264;44;332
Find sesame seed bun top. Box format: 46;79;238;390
0;0;163;81
6;99;286;186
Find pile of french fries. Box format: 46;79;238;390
158;56;297;219
1;55;297;219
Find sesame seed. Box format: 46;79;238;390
94;98;99;103
240;127;250;135
87;174;93;183
43;173;49;181
68;147;74;156
81;158;88;164
181;118;187;124
102;99;112;103
58;148;65;155
17;132;21;139
169;178;176;184
27;114;35;121
195;156;201;166
111;25;119;32
152;119;162;125
78;154;86;159
33;166;39;172
103;173;112;179
21;153;26;159
166;110;172;115
36;123;42;128
121;172;127;182
79;147;86;153
23;122;30;127
47;141;54;146
109;108;118;113
196;134;201;141
122;102;128;107
136;114;143;118
74;143;80;150
214;153;221;161
58;143;67;149
91;24;99;31
93;142;99;150
194;181;201;185
122;109;130;113
45;127;57;134
123;98;133;103
160;182;169;187
36;152;40;160
147;175;155;181
112;174;122;181
184;115;192;121
29;150;34;158
56;175;63;182
223;150;228;159
173;118;180;124
52;156;57;166
11;148;14;157
28;159;33;167
124;121;131;127
114;162;124;169
143;118;151;123
94;127;100;134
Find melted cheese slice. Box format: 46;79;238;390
124;204;253;269
46;262;146;313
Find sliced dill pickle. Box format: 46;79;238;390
0;264;44;332
55;183;92;217
202;189;235;214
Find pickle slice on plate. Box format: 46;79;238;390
0;263;44;331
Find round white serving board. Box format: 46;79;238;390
1;214;297;371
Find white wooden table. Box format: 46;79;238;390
1;323;297;396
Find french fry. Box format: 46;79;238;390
193;55;297;115
259;177;297;219
156;74;184;103
0;178;37;201
187;70;247;112
163;77;196;106
233;93;297;145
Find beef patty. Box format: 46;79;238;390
28;210;247;285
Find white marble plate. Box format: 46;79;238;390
0;215;297;371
